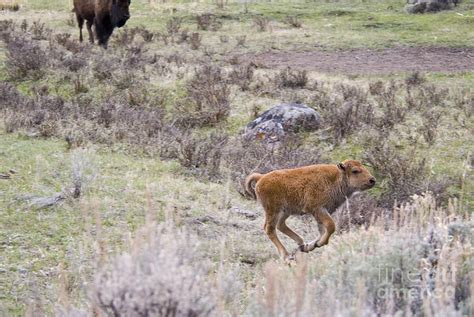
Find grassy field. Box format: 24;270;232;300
0;0;473;316
1;0;474;50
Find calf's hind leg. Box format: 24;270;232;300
277;213;304;247
264;208;291;261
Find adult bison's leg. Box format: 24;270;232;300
76;15;84;42
277;213;304;247
299;208;335;252
95;16;113;48
86;20;94;44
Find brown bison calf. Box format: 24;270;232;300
73;0;131;48
245;160;376;263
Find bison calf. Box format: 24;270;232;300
245;160;376;263
73;0;131;48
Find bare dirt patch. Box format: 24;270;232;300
252;47;474;75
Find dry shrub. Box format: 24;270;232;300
405;83;449;111
70;149;97;198
189;32;202;50
64;55;87;72
94;224;217;316
111;69;139;90
5;35;47;79
73;76;89;95
235;35;246;47
250;258;311;316
92;53;120;80
135;26;154;42
196;13;222;31
166;16;183;36
224;136;322;196
334;192;386;233
29;21;50;40
276;67;308;89
55;33;84;53
111;27;138;46
1;83;165;150
405;71;426;86
319;83;372;143
371;80;407;130
215;0;227;9
419;108;442;145
0;82;27;111
0;19;15;40
228;63;256;91
253;16;270;32
284;15;302;28
219;34;229;43
363;136;452;206
172;130;228;180
452;88;474;120
177;29;189;43
177;65;231;127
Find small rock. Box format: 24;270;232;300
0;173;10;179
230;206;257;220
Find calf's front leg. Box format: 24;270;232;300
299;208;335;253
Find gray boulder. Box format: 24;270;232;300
405;0;456;14
243;103;321;143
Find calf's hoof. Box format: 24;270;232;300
284;254;297;266
298;243;311;253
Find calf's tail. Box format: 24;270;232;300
244;173;263;199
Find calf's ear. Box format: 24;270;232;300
337;162;345;171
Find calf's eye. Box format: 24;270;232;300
352;170;360;174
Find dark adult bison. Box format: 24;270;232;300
73;0;131;48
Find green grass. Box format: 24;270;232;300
2;0;473;51
0;131;260;314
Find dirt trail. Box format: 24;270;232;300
253;47;474;75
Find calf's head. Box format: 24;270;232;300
111;0;131;28
338;160;376;191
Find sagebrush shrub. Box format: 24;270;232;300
94;225;217;317
362;135;454;206
166;16;183;36
178;65;231;127
5;35;47;79
284;15;302;28
228;63;256;91
172;129;229;180
253;16;270;32
334;192;386;233
196;13;222;31
276;67;308;89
